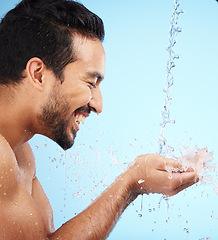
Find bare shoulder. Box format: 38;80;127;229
16;142;55;234
15;142;36;179
0;137;54;238
0;133;17;163
0;134;18;195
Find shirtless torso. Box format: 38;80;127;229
0;0;200;239
0;134;54;239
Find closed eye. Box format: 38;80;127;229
88;82;96;88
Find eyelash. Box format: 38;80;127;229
88;82;96;88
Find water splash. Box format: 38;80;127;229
163;147;218;197
177;148;214;180
156;1;217;194
157;0;184;157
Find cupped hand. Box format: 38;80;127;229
128;154;199;197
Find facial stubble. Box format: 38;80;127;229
38;87;77;150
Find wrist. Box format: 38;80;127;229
120;166;139;202
123;157;150;196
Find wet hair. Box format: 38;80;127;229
0;0;105;84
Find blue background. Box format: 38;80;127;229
1;0;218;239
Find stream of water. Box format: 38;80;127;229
157;0;184;157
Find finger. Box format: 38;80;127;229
167;158;196;173
166;180;198;197
176;171;198;185
167;171;198;191
167;158;183;168
157;158;183;171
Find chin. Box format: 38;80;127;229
56;132;76;151
57;139;74;150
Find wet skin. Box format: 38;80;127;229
0;34;199;240
38;36;105;150
0;35;105;239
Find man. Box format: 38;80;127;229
0;0;199;239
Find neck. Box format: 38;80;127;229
0;123;34;152
0;91;35;152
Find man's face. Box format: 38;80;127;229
38;35;105;150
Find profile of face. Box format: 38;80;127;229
38;35;105;150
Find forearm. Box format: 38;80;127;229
49;170;137;240
48;153;198;240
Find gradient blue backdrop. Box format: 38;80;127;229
1;0;218;239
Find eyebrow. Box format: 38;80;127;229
88;71;104;82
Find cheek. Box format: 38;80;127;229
87;90;92;102
69;87;92;106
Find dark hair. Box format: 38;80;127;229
0;0;105;84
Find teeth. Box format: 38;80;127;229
75;114;85;124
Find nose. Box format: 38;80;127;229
88;87;103;114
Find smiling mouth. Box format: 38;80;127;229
73;106;91;130
75;114;85;125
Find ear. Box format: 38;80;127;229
25;57;46;91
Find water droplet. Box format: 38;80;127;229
138;179;145;184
